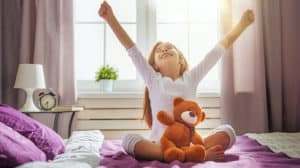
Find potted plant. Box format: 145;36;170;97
95;65;118;92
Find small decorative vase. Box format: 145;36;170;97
100;79;113;92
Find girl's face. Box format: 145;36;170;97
154;42;181;71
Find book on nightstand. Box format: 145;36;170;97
52;105;84;111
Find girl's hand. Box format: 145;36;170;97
220;10;255;49
239;9;255;28
98;1;115;22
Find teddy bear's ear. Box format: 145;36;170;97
198;111;206;122
174;97;184;106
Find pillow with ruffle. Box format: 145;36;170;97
0;122;46;167
0;104;65;160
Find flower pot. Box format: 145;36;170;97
99;79;113;92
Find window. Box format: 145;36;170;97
74;0;221;94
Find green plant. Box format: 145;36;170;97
95;65;118;82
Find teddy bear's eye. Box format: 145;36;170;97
181;111;198;125
189;111;195;117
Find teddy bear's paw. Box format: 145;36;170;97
164;147;185;163
184;145;206;162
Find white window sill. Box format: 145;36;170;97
77;91;220;99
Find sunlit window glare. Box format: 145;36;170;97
156;0;220;92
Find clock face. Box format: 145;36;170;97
40;94;56;110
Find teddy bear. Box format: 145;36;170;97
157;97;206;163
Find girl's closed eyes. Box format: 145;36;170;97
156;44;173;53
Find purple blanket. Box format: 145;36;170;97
98;136;300;168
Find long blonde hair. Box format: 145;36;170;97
143;42;189;128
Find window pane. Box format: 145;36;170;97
189;23;218;68
157;24;188;58
74;0;136;22
156;0;188;23
74;0;103;22
106;0;136;22
189;23;219;92
198;69;220;92
189;0;218;23
106;24;137;80
75;24;104;80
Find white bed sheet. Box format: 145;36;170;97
246;132;300;158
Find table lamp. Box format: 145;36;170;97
14;64;46;112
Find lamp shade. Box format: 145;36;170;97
14;64;46;89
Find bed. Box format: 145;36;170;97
2;104;299;168
18;131;300;168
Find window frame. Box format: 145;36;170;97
75;0;221;96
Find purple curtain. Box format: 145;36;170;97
1;0;76;138
278;0;300;131
0;0;23;107
20;0;76;138
220;0;300;134
1;0;75;106
20;0;76;105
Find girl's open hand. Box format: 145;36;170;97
240;9;255;28
98;1;114;21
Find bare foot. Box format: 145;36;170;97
205;145;225;161
204;132;230;150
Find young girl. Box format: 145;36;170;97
99;1;254;161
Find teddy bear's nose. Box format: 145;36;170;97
189;111;195;117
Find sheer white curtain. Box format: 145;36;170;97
220;0;267;134
220;0;300;134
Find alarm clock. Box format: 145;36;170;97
39;91;57;111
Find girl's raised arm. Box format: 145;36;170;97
98;1;134;49
98;1;157;87
220;10;255;49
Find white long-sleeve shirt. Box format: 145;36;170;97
127;43;226;142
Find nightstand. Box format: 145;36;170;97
23;110;81;138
